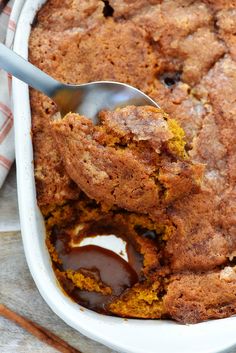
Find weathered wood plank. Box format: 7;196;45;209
0;232;116;353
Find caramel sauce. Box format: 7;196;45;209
57;244;138;295
52;221;143;313
126;242;143;275
72;290;112;312
73;220;143;276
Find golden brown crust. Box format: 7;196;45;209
164;269;236;323
35;0;105;32
52;107;203;214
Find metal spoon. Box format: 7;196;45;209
0;43;158;121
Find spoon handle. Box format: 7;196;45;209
0;43;60;98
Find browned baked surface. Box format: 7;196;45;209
29;0;236;323
163;268;236;323
51;106;203;215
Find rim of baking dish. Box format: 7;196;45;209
12;1;236;352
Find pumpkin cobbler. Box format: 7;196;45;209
29;0;236;323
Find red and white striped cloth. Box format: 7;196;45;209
0;0;25;188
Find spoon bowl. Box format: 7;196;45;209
0;43;159;121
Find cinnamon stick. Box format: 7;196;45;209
0;304;81;353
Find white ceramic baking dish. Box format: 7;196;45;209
12;1;236;352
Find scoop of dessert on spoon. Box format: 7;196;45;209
0;43;158;121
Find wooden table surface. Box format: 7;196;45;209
0;231;116;353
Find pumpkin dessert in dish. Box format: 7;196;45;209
29;0;236;323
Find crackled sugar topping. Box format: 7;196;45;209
30;0;236;324
52;106;203;214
